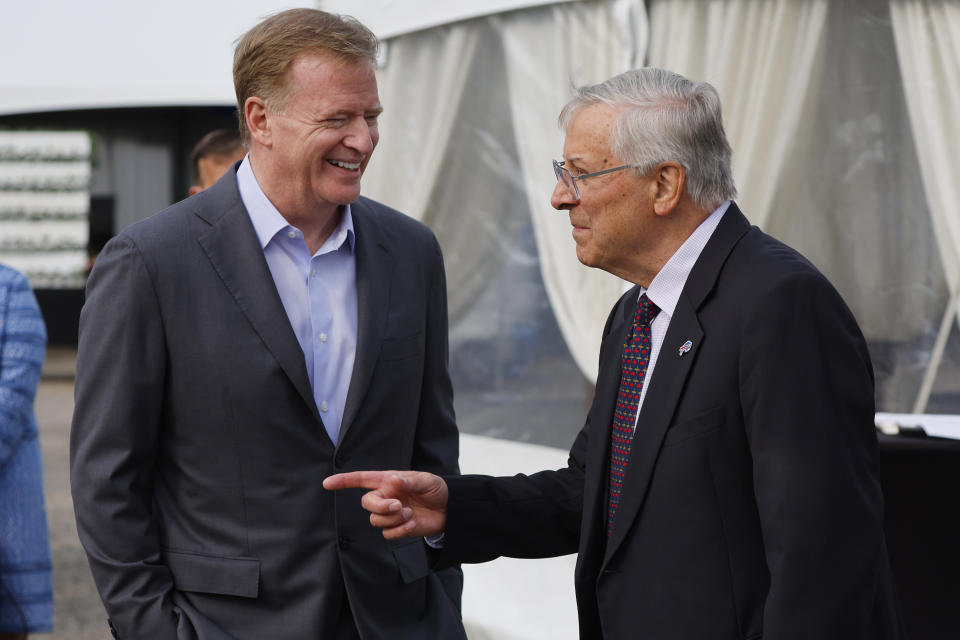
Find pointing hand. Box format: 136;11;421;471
323;470;449;539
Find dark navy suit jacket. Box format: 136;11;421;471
440;204;903;640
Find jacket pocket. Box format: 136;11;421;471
391;538;429;584
663;405;724;448
381;333;424;361
163;549;260;598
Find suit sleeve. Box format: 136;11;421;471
434;291;634;566
740;270;889;638
439;428;586;565
70;236;183;639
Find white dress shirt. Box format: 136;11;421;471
631;200;731;430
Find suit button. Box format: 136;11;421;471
339;536;353;550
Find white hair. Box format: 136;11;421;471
559;68;737;211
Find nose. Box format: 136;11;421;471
551;179;577;211
345;117;377;156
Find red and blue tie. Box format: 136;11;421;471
607;294;659;536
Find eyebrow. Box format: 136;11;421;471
324;106;384;118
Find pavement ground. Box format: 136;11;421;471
34;347;107;639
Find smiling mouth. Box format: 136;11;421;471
328;159;362;171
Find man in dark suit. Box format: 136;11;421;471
70;9;464;640
325;68;904;639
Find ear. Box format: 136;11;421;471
652;162;684;216
188;185;202;196
245;96;271;147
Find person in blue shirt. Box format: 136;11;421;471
0;263;53;639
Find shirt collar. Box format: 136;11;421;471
643;200;731;318
236;155;355;254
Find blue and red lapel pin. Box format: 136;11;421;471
678;340;693;356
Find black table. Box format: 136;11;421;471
878;433;960;639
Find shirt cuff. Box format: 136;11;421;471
424;533;445;549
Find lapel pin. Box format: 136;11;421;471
678;340;693;356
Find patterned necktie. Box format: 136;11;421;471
607;294;659;536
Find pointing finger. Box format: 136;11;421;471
323;470;396;491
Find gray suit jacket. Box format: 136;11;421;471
70;168;465;639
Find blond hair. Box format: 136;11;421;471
233;8;378;144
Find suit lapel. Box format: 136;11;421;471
602;204;751;563
603;296;703;561
194;174;323;427
339;198;395;445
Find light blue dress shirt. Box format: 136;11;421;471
236;157;358;445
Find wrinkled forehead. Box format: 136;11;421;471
562;103;618;160
279;51;381;109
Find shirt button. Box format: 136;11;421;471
319;333;328;343
321;401;329;412
287;229;297;238
311;269;316;277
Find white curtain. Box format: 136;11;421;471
889;0;960;410
362;28;480;225
890;1;960;293
499;0;648;382
363;23;513;326
646;0;828;229
364;0;648;381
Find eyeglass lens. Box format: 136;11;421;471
553;161;580;200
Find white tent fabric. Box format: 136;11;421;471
646;0;828;229
359;0;952;411
363;0;647;381
364;0;835;381
889;0;960;411
0;0;299;115
500;2;648;381
362;25;481;230
361;19;520;328
319;0;578;39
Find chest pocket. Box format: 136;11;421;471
381;333;423;361
663;406;724;448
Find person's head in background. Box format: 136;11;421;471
188;128;247;195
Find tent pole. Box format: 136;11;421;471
913;278;960;413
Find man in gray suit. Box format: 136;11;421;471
70;9;464;640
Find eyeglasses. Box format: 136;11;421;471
553;159;642;200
